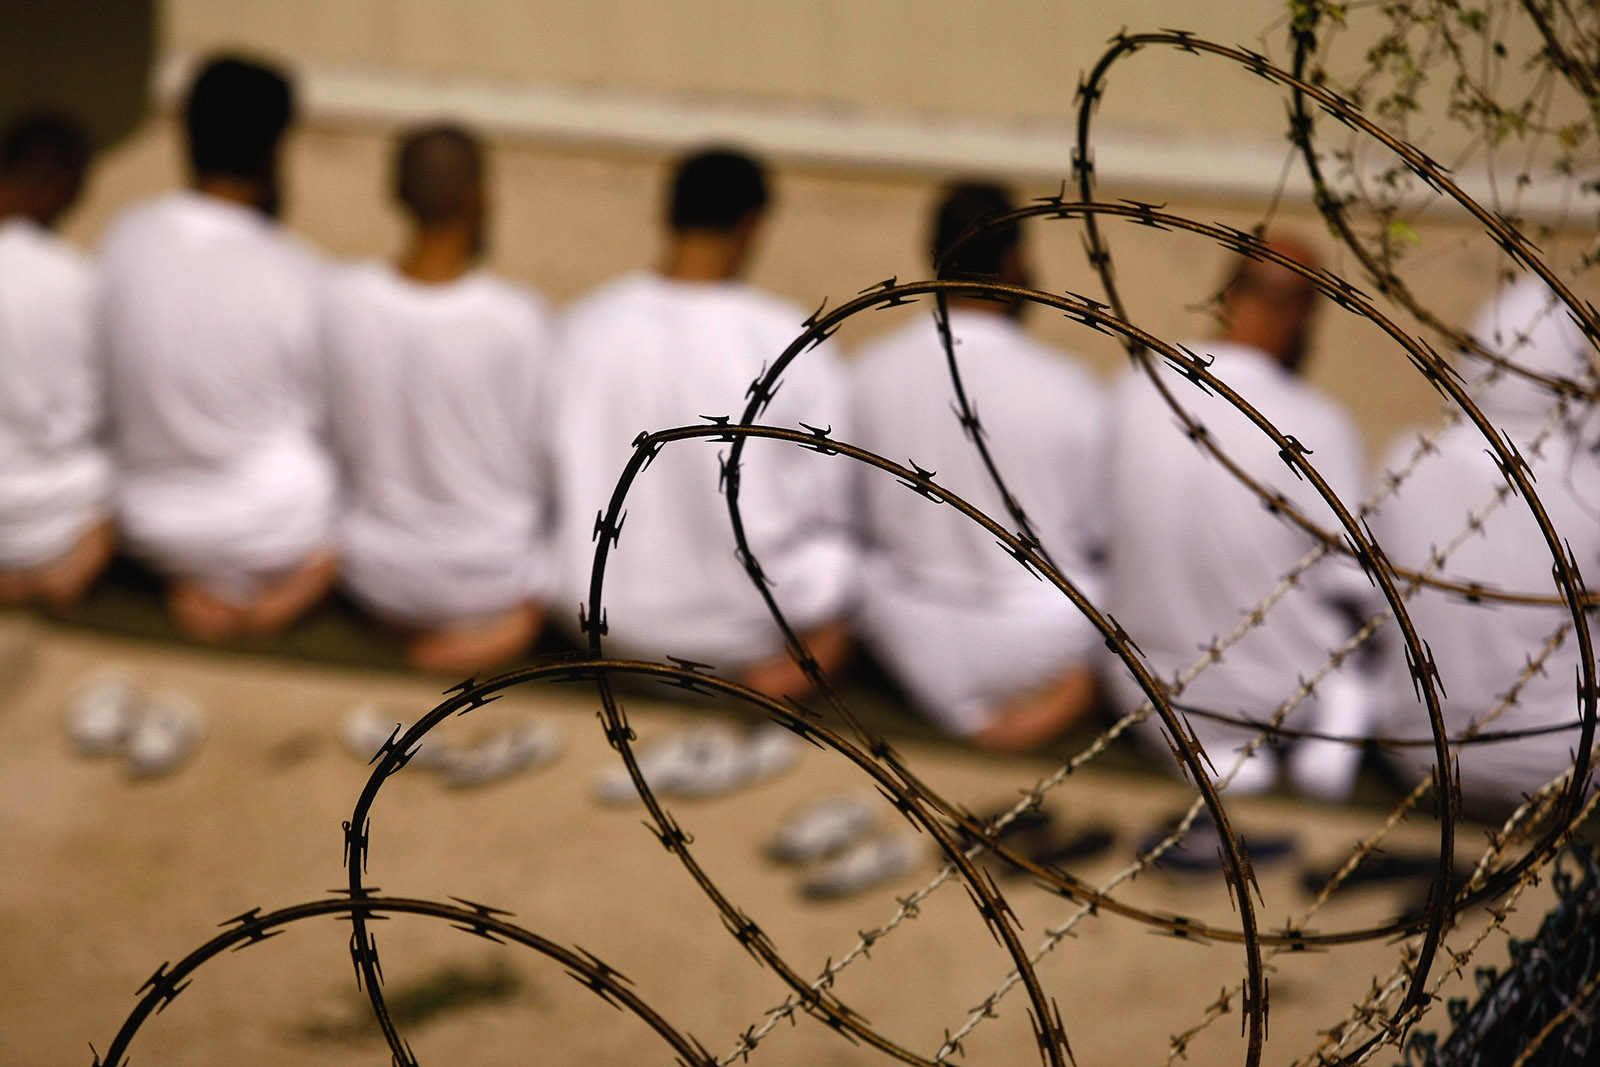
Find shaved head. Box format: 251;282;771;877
1225;236;1319;305
1220;235;1322;371
394;124;483;226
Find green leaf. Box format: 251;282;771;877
1386;219;1422;247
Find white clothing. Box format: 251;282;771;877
1369;276;1600;809
547;271;856;668
849;310;1108;735
323;263;554;627
0;217;109;568
1104;341;1370;788
99;192;336;600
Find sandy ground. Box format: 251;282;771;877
0;611;1565;1067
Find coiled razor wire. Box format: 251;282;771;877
94;7;1599;1067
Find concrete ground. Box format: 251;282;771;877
0;610;1566;1067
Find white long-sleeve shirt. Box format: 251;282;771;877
1369;276;1600;808
1105;342;1370;770
99;191;336;598
848;309;1107;734
0;217;109;568
546;270;856;668
323;262;554;626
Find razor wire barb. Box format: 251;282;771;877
98;4;1599;1067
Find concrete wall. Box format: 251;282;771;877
162;0;1283;129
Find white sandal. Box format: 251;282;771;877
800;832;921;899
125;691;204;778
768;793;880;864
593;723;798;804
341;704;456;770
65;669;142;757
439;720;564;788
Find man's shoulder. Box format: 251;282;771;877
460;270;551;322
855;313;1099;391
100;192;181;252
323;259;401;311
1107;344;1223;424
1377;423;1462;475
853;315;925;359
1193;342;1364;463
434;274;554;358
228;207;322;277
560;270;652;327
571;268;653;303
998;323;1103;394
1126;338;1354;407
328;256;386;285
850;318;950;399
0;217;89;284
104;192;321;277
562;272;802;337
718;280;808;328
572;271;797;311
330;264;549;333
104;190;232;240
1270;365;1359;444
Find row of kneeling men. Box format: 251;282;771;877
2;57;1595;815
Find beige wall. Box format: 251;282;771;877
160;0;1589;158
164;0;1296;133
53;1;1600;464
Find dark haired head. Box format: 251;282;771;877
394;124;483;226
1;111;90;178
184;55;294;181
1;111;91;226
931;182;1018;281
668;148;768;232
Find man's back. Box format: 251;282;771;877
1369;276;1600;807
100;190;334;583
102;191;322;469
0;215;106;568
547;270;854;666
1105;342;1368;770
324;261;552;624
848;307;1107;739
852;309;1105;599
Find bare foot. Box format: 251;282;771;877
32;521;116;611
738;619;852;702
970;667;1098;754
408;602;542;676
169;580;248;643
239;550;339;638
0;570;30;605
739;656;813;703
